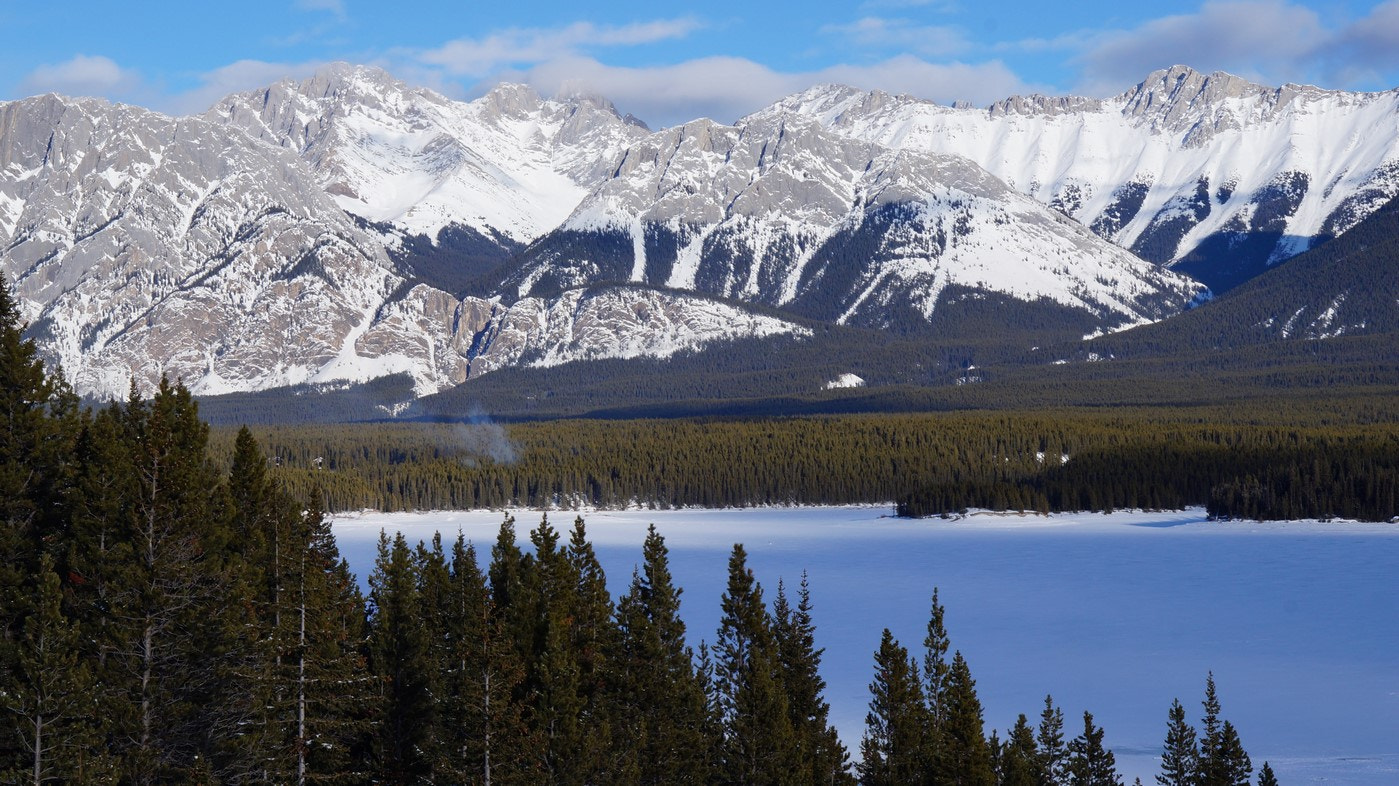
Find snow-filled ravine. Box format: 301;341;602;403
332;506;1399;785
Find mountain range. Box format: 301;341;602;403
1;62;1395;412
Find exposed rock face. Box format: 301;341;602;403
206;63;648;244
775;66;1399;290
505;110;1206;332
0;83;791;400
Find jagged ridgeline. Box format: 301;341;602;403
7;62;1399;407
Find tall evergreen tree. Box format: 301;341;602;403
858;629;930;786
1066;711;1120;786
0;282;78;776
0;554;108;784
1256;761;1279;786
101;379;238;782
998;714;1042;786
714;543;796;784
367;531;436;783
773;574;854;785
1195;674;1252;786
1036;695;1068;786
610;524;714;784
935;651;996;785
1155;699;1197;786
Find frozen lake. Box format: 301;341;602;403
332;506;1399;785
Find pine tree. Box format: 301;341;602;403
1197;673;1223;783
102;379;238;782
923;588;952;728
858;629;929;786
1212;721;1252;786
999;714;1042;786
610;524;714;784
368;531;436;783
935;651;996;785
1155;699;1197;786
0;554;108;783
0;282;78;775
444;534;534;785
714;543;796;784
1066;711;1120;786
773;574;854;785
1037;695;1068;786
564;517;615;781
1256;761;1279;786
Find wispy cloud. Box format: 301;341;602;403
19;55;141;99
822;17;972;57
294;0;346;21
511;53;1032;127
420;19;704;77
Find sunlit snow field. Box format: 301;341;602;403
332;506;1399;785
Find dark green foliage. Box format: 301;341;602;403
1066;712;1120;786
998;714;1042;786
1257;761;1279;786
1155;699;1197;786
714;544;797;784
935;652;996;786
1036;696;1068;786
610;525;716;784
773;575;855;785
367;532;437;783
859;629;931;786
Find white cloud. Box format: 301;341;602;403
164;59;329;114
822;17;972;57
19;55;141;99
421;19;703;77
1071;1;1327;96
507;53;1033;128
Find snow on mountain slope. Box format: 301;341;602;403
0;93;444;399
207;63;648;244
505;110;1206;332
772;66;1399;291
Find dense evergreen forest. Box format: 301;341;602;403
0;283;1290;783
208;403;1398;522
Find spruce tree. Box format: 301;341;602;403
0;554;108;783
999;714;1042;786
103;379;238;782
935;651;996;785
858;629;930;786
714;543;796;784
610;524;714;784
367;531;436;783
1256;761;1279;786
1155;699;1197;786
1066;711;1120;786
1037;695;1068;786
773;574;854;785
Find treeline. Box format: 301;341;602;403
209;409;1399;521
898;435;1399;521
0;280;1286;782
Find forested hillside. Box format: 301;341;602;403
0;283;1281;783
204;401;1399;522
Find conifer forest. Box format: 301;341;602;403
0;280;1364;783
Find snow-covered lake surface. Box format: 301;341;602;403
332;506;1399;785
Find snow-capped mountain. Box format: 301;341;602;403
207;63;648;247
503;110;1206;332
4;63;1396;405
775;66;1399;291
0;90;795;400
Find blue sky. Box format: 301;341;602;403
5;0;1399;127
